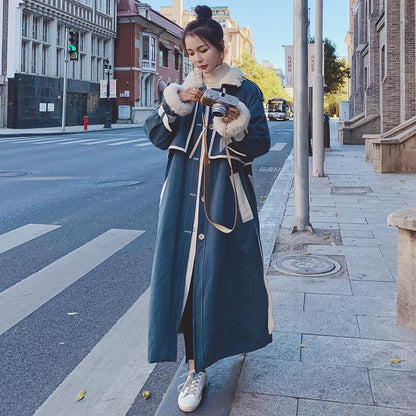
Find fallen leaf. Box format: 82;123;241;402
299;344;307;348
316;248;323;251
66;312;78;316
305;251;311;255
323;231;330;235
323;236;329;240
330;242;336;246
391;359;403;364
143;390;150;400
76;390;86;402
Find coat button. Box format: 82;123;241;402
201;195;205;202
198;233;205;240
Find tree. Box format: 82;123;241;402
310;37;350;94
324;58;348;116
236;54;292;103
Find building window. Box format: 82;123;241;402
80;55;84;80
91;35;95;55
22;13;28;37
56;48;62;76
175;51;180;71
381;45;386;79
79;32;84;52
33;17;39;40
364;67;368;89
42;46;48;75
106;0;110;15
143;35;149;60
21;42;28;72
31;44;37;73
97;39;101;56
57;25;62;46
160;47;169;68
42;20;49;43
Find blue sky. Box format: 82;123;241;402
148;1;350;69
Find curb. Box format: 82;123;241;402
0;124;143;138
153;148;294;415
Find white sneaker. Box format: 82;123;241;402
177;370;207;412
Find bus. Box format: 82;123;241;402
266;98;291;121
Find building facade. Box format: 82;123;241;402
116;0;184;123
346;0;415;138
159;1;255;67
5;0;118;128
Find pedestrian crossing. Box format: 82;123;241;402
0;223;155;416
0;136;152;147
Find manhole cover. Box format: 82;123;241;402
331;186;373;195
272;255;341;277
0;171;31;178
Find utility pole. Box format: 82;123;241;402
312;0;325;176
293;0;312;233
103;58;112;129
61;28;69;132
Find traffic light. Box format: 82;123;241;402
68;30;79;61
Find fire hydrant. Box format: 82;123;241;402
83;115;88;131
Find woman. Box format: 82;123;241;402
144;5;273;412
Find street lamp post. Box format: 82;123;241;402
104;59;112;129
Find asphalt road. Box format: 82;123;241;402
0;120;293;416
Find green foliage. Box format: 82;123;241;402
236;54;292;103
324;58;349;116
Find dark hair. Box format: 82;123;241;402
182;5;224;54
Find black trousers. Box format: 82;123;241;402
179;278;194;362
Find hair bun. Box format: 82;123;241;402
194;5;212;20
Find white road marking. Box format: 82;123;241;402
0;229;145;336
34;288;154;416
0;224;61;255
107;139;146;146
270;142;287;151
133;142;152;147
6;137;65;143
81;138;136;145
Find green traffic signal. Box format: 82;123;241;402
68;30;79;61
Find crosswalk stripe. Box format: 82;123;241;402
133;142;152;147
82;138;135;145
270;142;287;151
0;229;145;336
6;137;64;143
34;288;154;416
107;139;146;146
55;138;104;145
0;224;61;255
0;136;29;141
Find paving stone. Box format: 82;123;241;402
247;331;301;362
271;291;304;312
274;309;360;337
370;369;416;410
298;399;416;415
238;357;373;405
347;258;395;282
351;281;397;298
304;293;396;316
268;275;352;295
342;237;383;246
310;222;340;229
358;316;416;343
341;229;375;238
230;392;297;416
301;335;416;371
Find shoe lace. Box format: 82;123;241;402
177;371;203;396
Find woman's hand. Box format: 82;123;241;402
179;88;203;103
222;106;240;124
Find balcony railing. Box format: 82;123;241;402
142;59;156;71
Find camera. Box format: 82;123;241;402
200;89;240;117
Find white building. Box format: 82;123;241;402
3;0;119;128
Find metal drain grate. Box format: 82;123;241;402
271;255;342;277
330;186;373;195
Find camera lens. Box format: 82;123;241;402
212;103;227;117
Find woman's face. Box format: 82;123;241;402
184;35;223;74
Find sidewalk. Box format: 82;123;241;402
0;122;143;137
156;121;416;415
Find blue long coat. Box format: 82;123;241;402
144;65;273;372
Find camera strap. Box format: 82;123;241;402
189;109;239;234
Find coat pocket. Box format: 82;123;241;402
230;172;254;223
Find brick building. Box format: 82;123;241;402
116;0;184;124
340;0;416;144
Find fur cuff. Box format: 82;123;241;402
163;83;195;116
213;101;250;140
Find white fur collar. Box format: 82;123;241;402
183;63;244;90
